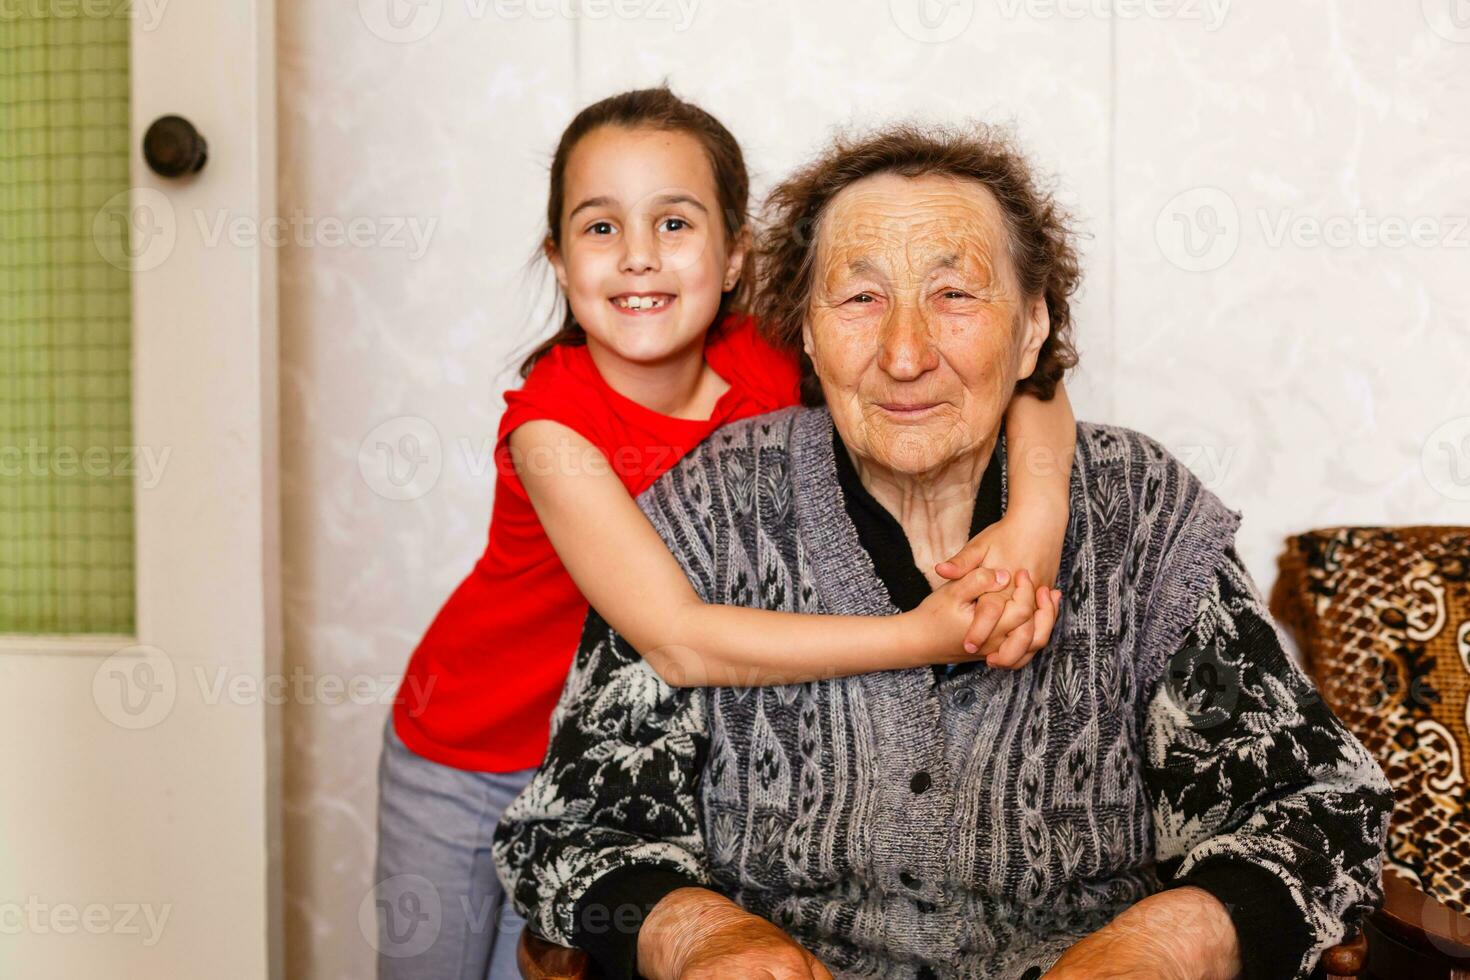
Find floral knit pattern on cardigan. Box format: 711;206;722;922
493;407;1391;980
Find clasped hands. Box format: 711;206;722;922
918;513;1066;671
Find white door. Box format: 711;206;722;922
0;2;281;978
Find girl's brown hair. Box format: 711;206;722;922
518;86;751;378
752;122;1081;406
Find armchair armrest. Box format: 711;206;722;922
1320;931;1367;979
517;925;589;980
1375;867;1470;964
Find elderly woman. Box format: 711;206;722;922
492;125;1391;980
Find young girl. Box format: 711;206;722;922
375;87;1075;980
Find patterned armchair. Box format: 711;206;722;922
1272;525;1470;979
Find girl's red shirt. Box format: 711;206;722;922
392;315;802;772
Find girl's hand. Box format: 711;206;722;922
967;570;1062;670
933;505;1068;665
912;567;1014;664
935;503;1065;590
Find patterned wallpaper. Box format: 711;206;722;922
277;2;1470;975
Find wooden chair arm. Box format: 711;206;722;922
1375;868;1470;964
1321;930;1367;978
517;925;589;980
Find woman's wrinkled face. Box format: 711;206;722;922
803;173;1049;478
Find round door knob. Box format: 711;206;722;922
143;115;208;177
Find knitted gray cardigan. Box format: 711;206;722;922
493;407;1391;979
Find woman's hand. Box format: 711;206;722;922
1042;887;1242;980
639;887;832;980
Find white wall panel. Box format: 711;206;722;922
1114;2;1470;585
277;4;574;977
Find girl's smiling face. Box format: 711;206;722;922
547;125;746;367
